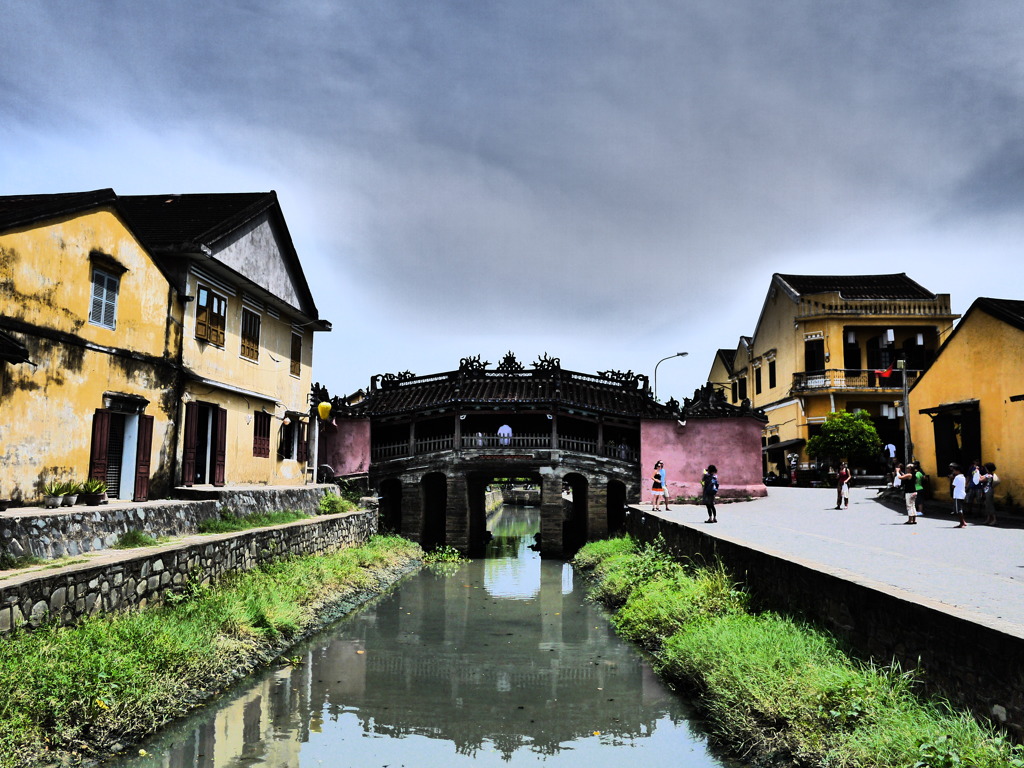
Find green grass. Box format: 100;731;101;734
0;534;421;768
0;552;46;571
112;530;162;549
196;509;310;534
573;537;1024;768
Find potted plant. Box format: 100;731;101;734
43;481;65;509
62;481;82;506
81;479;108;506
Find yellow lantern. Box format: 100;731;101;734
317;401;332;421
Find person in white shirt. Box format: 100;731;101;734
949;463;967;528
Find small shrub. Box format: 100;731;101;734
197;510;309;534
318;492;356;515
422;545;464;564
112;530;160;549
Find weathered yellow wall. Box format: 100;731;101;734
911;310;1024;504
179;270;314;486
0;210;180;502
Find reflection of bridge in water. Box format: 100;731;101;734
133;518;706;767
316;353;681;558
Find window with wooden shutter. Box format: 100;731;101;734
195;285;227;346
253;410;271;457
290;332;302;377
241;308;261;361
89;268;119;330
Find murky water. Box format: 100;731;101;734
115;506;741;768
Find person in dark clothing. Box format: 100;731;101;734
702;464;719;523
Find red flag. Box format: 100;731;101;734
874;363;894;378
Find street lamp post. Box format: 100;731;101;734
654;352;688;400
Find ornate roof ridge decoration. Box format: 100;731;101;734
377;370;416;390
459;354;489;374
596;369;647;389
531;352;560;371
680;383;768;422
495;351;525;372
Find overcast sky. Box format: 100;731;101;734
3;1;1022;402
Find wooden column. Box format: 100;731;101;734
550;412;558;450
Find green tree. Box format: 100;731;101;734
805;410;882;468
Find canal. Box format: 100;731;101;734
115;505;741;768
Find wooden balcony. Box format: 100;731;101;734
791;368;919;393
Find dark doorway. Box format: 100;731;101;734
607;480;627;535
378;477;403;534
422;473;448;550
931;406;981;475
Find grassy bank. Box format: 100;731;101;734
573;536;1024;768
0;534;421;768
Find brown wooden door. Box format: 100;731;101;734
89;409;112;482
213;407;227;486
133;414;154;501
182;401;198;487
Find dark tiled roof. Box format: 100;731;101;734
118;193;274;250
349;368;677;419
976;297;1024;332
0;189;117;231
717;349;737;370
776;273;936;300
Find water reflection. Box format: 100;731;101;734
117;506;739;768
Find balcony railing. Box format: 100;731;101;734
792;368;919;392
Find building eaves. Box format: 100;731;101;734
775;273;936;300
0;189;118;232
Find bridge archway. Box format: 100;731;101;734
607;479;627;535
379;477;403;534
422;473;448;549
561;472;589;556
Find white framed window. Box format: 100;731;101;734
89;268;120;329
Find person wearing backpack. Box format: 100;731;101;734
981;462;1000;525
701;465;719;523
897;463;919;524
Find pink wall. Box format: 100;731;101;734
641;417;766;500
317;418;372;477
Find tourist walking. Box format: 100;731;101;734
835;463;851;509
898;462;918;524
964;460;983;517
702;464;719;523
650;461;666;511
981;462;1000;525
949;463;967;528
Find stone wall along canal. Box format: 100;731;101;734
109;506;742;768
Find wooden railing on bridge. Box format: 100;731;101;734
371;434;639;462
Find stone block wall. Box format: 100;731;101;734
0;486;335;560
0;509;377;635
624;508;1024;741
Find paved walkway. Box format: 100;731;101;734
640;486;1024;637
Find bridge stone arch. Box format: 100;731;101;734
315;355;768;558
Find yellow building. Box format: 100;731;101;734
0;190;330;505
709;274;959;476
910;297;1024;505
1;190;182;503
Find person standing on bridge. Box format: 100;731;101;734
497;424;512;446
702;465;719;523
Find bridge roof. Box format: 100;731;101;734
330;354;680;420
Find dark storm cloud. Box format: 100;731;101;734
3;0;1023;394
